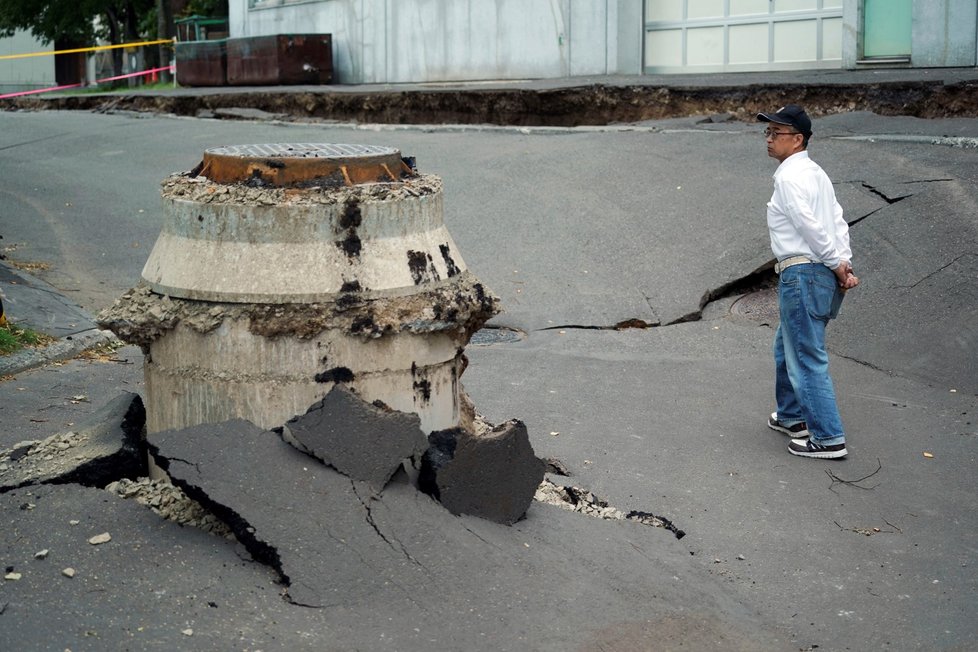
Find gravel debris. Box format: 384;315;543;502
535;478;685;538
162;172;442;206
62;568;76;578
88;532;112;545
104;477;234;539
0;432;89;478
534;479;627;520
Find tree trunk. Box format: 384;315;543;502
157;0;175;82
104;9;124;84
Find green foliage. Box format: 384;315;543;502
0;0;157;46
182;0;228;18
0;0;102;44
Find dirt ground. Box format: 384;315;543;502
5;80;978;125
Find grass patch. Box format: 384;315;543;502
62;80;180;96
0;322;54;355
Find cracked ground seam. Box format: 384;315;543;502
350;480;427;572
892;252;978;289
535;479;686;539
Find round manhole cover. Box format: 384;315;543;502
206;143;400;159
730;287;779;323
470;327;524;346
201;143;408;186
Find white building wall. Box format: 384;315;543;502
0;31;57;94
229;0;642;84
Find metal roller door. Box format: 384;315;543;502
644;0;844;73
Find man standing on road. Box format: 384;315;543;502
759;104;858;459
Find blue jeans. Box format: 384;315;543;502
774;263;846;445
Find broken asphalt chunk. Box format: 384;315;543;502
419;420;545;525
147;418;416;607
0;393;146;493
282;385;429;491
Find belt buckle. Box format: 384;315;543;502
776;256;809;274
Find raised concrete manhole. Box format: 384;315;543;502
200;143;408;186
470;327;524;346
730;287;779;323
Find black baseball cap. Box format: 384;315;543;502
757;104;812;137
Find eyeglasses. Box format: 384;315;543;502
764;129;801;139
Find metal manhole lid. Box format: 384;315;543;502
200;143;409;186
730;288;779;323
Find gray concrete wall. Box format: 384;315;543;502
229;0;643;84
911;0;977;67
0;31;56;94
843;0;978;68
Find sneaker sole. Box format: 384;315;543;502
788;439;847;459
767;415;809;438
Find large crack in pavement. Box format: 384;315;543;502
5;80;978;125
891;252;978;290
350;479;428;573
533;175;937;333
535;479;686;539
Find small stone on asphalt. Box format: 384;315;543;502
88;532;112;545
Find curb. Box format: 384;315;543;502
0;328;121;377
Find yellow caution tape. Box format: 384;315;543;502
0;38;176;61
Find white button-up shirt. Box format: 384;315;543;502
767;151;851;270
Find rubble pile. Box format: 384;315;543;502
162;171;443;206
0;393;146;493
535;478;686;539
0;432;84;474
105;477;234;539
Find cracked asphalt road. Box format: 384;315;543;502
1;106;976;650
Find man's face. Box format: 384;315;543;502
764;125;803;162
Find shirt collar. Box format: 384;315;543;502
773;150;810;180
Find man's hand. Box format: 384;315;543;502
834;261;859;291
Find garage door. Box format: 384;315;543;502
644;0;843;73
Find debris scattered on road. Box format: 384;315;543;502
0;393;146;494
534;478;686;539
105;477;234;539
88;532;111;545
825;458;883;493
